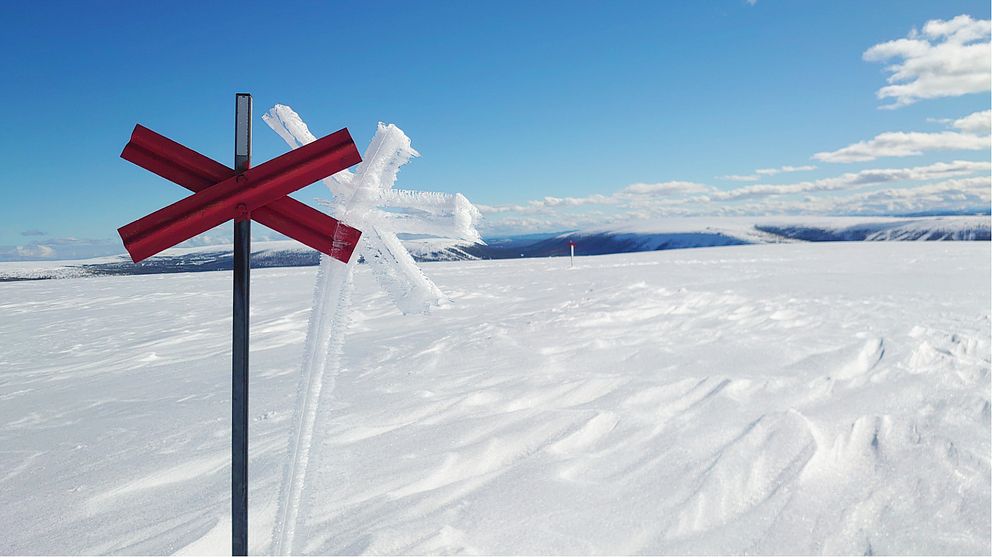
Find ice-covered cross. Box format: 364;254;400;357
262;105;481;554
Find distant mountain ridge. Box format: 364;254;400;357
466;216;990;258
1;216;987;281
0;239;481;281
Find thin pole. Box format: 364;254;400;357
570;242;574;268
232;93;252;556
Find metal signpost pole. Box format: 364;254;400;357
233;93;252;556
115;96;362;555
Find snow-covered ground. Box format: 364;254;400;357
0;242;989;554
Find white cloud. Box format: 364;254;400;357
953;109;992;134
0;228;294;261
718;165;815;182
718;174;759;182
750;175;991;216
479;183;711;215
683;174;989;219
812;130;991;163
480;174;990;233
755;165;817;176
477;159;990;232
863;15;991;108
621;181;710;195
15;244;55;258
713;160;990;200
1;237;121;261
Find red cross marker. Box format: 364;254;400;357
117;123;362;262
119;124;362;263
115;94;362;555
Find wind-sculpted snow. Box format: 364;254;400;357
0;243;988;554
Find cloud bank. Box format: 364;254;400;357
863;15;991;108
813;129;991;163
478;156;990;233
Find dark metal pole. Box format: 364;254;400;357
233;93;252;556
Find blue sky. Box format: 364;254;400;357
0;1;989;257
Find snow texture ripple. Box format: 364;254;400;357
0;243;987;554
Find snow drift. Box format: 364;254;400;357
0;242;988;554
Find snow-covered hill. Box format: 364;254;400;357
507;216;991;257
755;215;992;242
0;242;988;554
0;239;477;281
0;216;987;280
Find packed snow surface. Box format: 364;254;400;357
0;243;989;554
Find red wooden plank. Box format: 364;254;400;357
120;125;362;263
118;128;361;263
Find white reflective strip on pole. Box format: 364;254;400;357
236;94;252;163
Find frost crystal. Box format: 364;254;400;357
263;105;481;554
